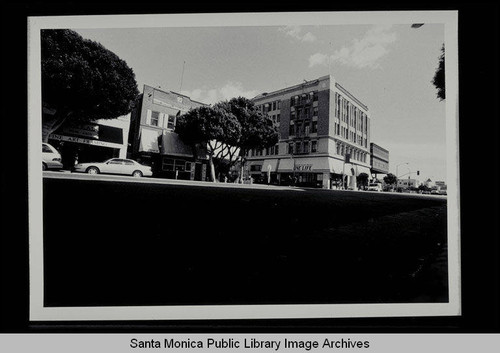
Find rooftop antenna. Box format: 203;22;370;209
179;61;186;92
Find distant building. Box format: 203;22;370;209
397;178;419;189
249;74;371;189
48;114;131;170
370;142;389;177
127;84;209;180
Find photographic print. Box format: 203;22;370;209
28;11;460;321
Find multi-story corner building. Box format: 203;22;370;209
248;75;372;189
127;84;209;180
370;142;390;178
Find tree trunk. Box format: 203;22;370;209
41;113;67;143
208;154;216;182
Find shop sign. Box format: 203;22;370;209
49;133;122;149
61;124;99;139
294;164;313;171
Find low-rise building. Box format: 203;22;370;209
397;178;419;189
127;85;209;180
48;114;131;169
370;142;389;179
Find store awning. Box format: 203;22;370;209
356;165;372;176
262;159;279;172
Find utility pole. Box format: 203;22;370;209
179;61;186;92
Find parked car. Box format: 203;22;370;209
72;158;152;177
367;182;383;192
42;143;63;170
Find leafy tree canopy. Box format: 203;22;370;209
383;173;398;185
41;29;139;124
216;97;279;154
175;105;241;148
432;44;445;101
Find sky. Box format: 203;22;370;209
73;17;448;183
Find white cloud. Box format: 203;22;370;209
182;82;259;105
308;52;329;67
279;25;317;42
308;25;397;69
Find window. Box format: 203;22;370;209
167;115;175;129
108;159;123;165
303;141;310;153
311;121;318;133
277;101;281;109
304;121;310;136
250;165;262;172
124;160;135;165
311;140;317;153
289;124;295;136
162;158;174;171
295;141;302;153
304;107;309;118
296;122;302;137
275;144;279;155
174;159;185;171
185;162;192;172
289;142;294;154
313;107;318;117
150;111;159;126
42;144;52;153
276;113;280;123
291;111;296;120
313;91;318;101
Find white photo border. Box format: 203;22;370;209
28;10;460;321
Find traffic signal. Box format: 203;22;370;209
417;171;420;175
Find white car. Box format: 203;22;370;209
42;143;63;170
72;158;152;177
367;182;383;192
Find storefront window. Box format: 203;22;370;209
162;158;174;171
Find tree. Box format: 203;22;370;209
41;29;139;142
175;105;241;182
216;97;279;182
383;173;398;190
356;172;369;190
432;44;445;101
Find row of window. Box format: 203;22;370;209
257;100;281;113
162;158;192;172
288;140;318;154
270;113;280;124
291;91;319;106
289;120;318;137
334;122;367;148
291;106;318;120
249;144;279;157
147;110;176;129
336;143;368;163
334;92;368;134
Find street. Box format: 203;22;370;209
41;172;448;307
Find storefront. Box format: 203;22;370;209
48;115;130;169
247;155;371;189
